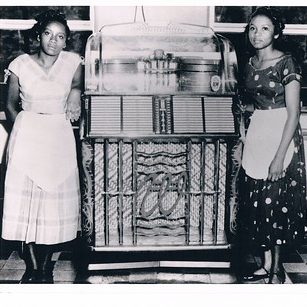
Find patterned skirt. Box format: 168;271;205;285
1;113;80;245
1;167;80;245
238;125;307;250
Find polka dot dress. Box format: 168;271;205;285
238;54;307;249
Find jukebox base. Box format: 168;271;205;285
87;242;232;271
88;260;231;271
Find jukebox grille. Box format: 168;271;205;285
90;140;228;247
91;96;121;134
123;96;153;134
173;96;204;133
203;97;235;133
89;96;155;136
172;96;235;134
88;95;235;136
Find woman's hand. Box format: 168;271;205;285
66;100;81;122
268;156;285;181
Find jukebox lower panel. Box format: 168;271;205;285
81;138;230;248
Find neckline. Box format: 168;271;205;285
27;52;62;75
249;54;288;71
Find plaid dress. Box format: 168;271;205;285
1;51;81;245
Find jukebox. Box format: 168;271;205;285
81;22;239;270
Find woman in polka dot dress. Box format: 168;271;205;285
238;7;306;284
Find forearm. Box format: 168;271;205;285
66;87;81;107
66;87;81;122
274;113;299;161
5;72;20;123
66;64;83;122
6;104;19;122
274;80;301;162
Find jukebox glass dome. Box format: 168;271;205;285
84;22;238;95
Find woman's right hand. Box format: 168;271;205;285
65;100;81;122
268;156;285;181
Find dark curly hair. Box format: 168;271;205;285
31;9;71;41
243;6;286;56
246;6;285;38
239;6;304;78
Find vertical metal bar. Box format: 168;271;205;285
120;96;124;132
91;139;96;247
224;141;231;238
132;141;137;245
199;141;206;245
186;140;192;245
84;96;90;137
169;95;174;133
118;140;124;245
104;139;110;246
213;139;221;245
202;97;206;133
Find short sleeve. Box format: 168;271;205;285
8;56;22;77
281;56;302;86
68;52;82;71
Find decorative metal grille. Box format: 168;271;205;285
82;138;231;247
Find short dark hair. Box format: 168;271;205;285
247;6;285;37
31;9;71;41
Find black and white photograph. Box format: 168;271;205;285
0;0;307;305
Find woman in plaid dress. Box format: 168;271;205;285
1;10;82;283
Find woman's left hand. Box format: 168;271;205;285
66;101;81;122
268;157;285;182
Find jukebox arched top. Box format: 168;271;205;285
84;22;238;95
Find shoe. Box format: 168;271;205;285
19;270;39;284
243;267;269;281
268;269;286;284
37;270;54;284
